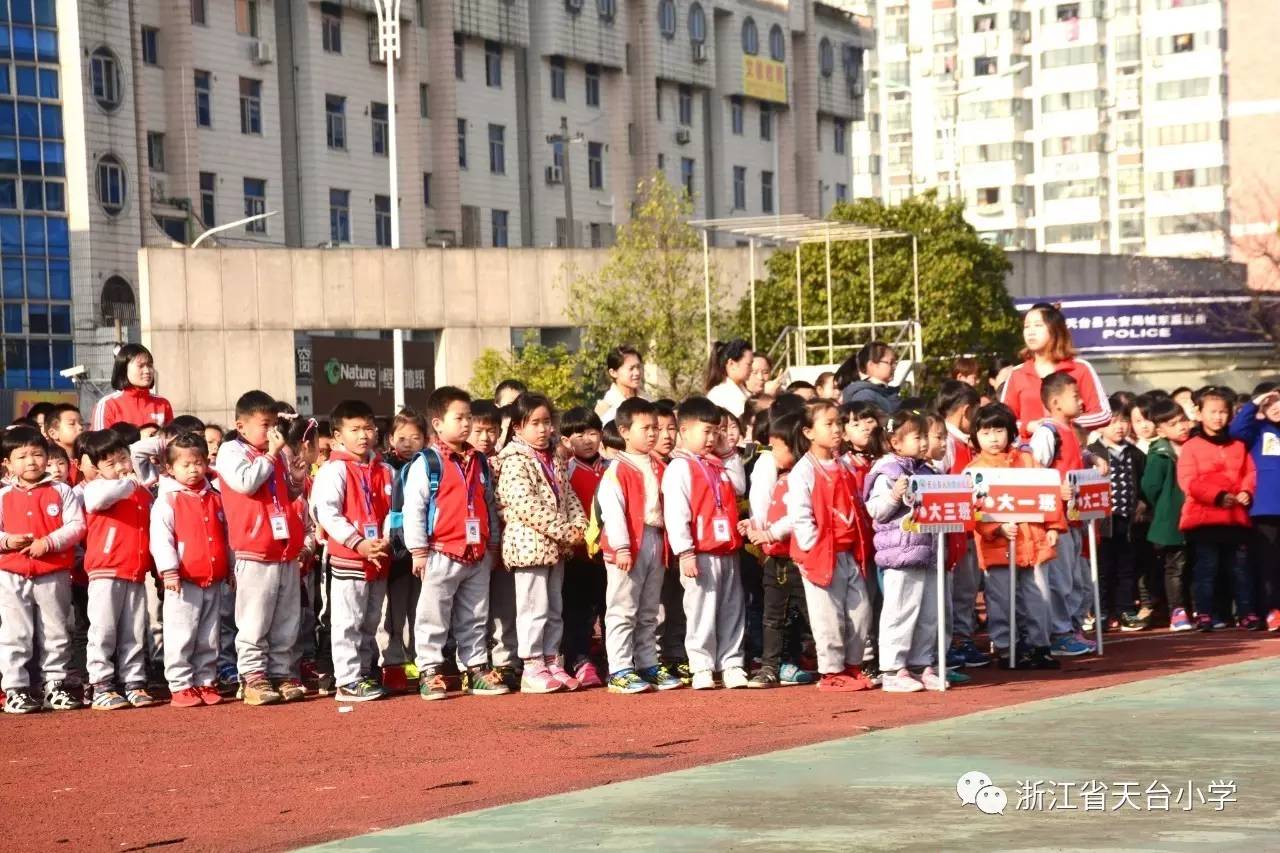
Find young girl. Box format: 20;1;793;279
378;408;427;693
864;413;941;692
966;403;1061;669
281;412;320;687
839;400;886;673
496;394;588;693
785;401;876;692
91;343;174;430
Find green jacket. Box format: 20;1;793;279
1141;438;1185;547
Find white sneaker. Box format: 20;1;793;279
691;670;716;690
721;666;749;689
918;666;945;692
880;668;925;693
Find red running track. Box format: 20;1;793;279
1;632;1276;852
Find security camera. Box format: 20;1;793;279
59;365;87;379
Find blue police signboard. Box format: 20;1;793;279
1014;294;1275;354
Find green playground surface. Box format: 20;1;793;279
303;657;1280;852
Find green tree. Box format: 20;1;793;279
564;173;729;398
468;336;591;410
737;191;1020;379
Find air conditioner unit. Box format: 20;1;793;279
692;42;707;63
149;177;166;203
675;128;691;145
251;40;274;65
545;165;563;184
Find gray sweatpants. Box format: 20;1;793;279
330;576;387;686
86;578;149;689
879;563;940;672
802;552;872;675
414;552;491;670
949;545;981;642
163;580;223;690
680;552;745;674
378;571;420;667
233;559;301;680
0;571;72;690
488;566;518;668
604;527;665;675
984;564;1052;653
1046;526;1081;637
514;562;564;661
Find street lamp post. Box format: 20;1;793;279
373;0;406;412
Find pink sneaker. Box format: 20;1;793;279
546;657;580;691
574;659;603;688
519;660;563;694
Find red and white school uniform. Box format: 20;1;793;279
1030;416;1089;638
91;385;174;430
82;478;153;690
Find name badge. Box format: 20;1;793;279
269;511;290;541
363;523;380;541
712;514;732;543
465;517;483;545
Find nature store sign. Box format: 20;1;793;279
302;336;434;414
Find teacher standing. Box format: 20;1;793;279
594;345;646;424
703;339;754;418
1000;302;1110;439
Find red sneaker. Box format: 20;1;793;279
170;687;203;708
1267;609;1280;633
841;665;876;691
381;664;409;694
818;673;863;692
197;685;222;706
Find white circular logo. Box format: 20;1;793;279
46;503;60;517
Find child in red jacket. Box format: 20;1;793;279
1177;387;1258;631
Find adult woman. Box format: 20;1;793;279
1000;302;1110;439
703;339;754;418
91;343;174;429
594;345;645;424
745;353;781;398
839;341;902;414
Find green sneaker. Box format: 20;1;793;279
403;662;420;680
607;669;653;695
462;667;510;696
945;668;970;685
418;669;448;701
336;678;387;703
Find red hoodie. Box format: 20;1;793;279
1000;358;1110;440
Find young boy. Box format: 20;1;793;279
468;400;501;457
1088;399;1149;632
1230;383;1280;631
152;432;231;707
1176;387;1257;631
378;408;428;694
407;386;508;699
560;406;608;688
311;400;394;702
0;426;86;713
44;404;84;485
652;401;687;680
661;396;748;689
46;445;71;483
81;430;156;710
215;390;307;706
1141;398;1193;630
598;398;680;693
1029;371;1093;656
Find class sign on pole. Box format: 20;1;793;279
1070;468;1112;654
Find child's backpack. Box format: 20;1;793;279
387;449;491;558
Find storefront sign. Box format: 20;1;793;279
743;56;787;103
304;337;434;415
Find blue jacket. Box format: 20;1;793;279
1228;402;1280;517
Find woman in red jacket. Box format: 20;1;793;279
91;344;174;430
999;303;1111;440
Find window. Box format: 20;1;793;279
235;0;259;37
977;187;1000;205
733;166;746;209
146;132;165;171
550;56;566;101
1115;34;1140;63
659;0;676;38
329;189;350;242
462;206;481;247
819;38;834;77
1172;33;1194;53
419;84;429;118
1044;224;1098;244
491;209;509;247
97;155;127;216
1042;134;1099;156
322;3;342;53
374;195;391;246
457;118;468;168
1043;178;1100;200
90;48;122;111
1152;213;1221;236
680;157;694;197
1151;166;1224;191
422;172;432;206
769;25;785;61
1056;2;1079;21
587;141;603;189
488;124;505;174
585;64;600;107
1041;45;1098;68
1155;78;1213;101
552;140;565;171
140;27;159;65
835;183;848;203
597;0;616;23
370;102;389;155
678;85;693;125
833;118;846;154
590;223;605;248
198;171;215;225
742;17;759;55
655;81;663;120
761;170;774;213
974;13;996;32
1154;122;1214;146
453;33;464;79
974;56;996;76
1041;90;1098;112
485;41;502;88
191;0;206;25
689;3;706;44
243;178;266;231
239;78;262;134
565;0;583;14
194;70;212;127
325;94;346;149
760;102;772;140
730;96;744;135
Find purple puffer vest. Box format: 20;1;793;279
864;455;934;569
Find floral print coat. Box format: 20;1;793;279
495;441;587;569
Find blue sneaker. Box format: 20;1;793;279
779;663;818;685
946;647;968;670
637;664;682;691
955;640;991;668
608;669;653;694
1050;635;1090;657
